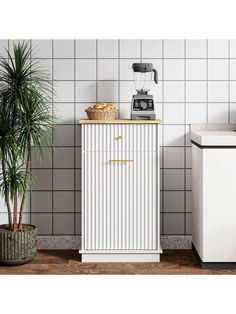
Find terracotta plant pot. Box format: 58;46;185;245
0;224;37;266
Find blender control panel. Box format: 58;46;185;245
133;99;154;111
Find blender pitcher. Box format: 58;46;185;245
133;63;158;93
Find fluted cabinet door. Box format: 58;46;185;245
82;151;159;251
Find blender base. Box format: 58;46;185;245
131;113;156;120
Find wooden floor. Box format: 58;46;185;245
0;250;236;274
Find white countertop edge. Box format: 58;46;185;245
191;130;236;146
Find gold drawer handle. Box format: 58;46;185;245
115;135;123;140
109;159;133;163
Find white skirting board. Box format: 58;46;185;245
37;235;192;250
82;253;161;262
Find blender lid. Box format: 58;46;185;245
132;63;154;72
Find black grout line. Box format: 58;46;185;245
206;40;208;123
74;39;76;236
29;57;236;60
161;211;192;214
50;101;236;105
40;79;236;82
140;39;142;62
162;39;165;233
30;190;82;192
96;40;98;103
228;39;231;123
31;142;192;147
0;211;82;214
29;39;32;226
51;101;236;104
2;167;193;170
0;211;191;215
118;39;120;118
39;234;81;236
52;39;54;235
183;39;187;236
28;189;191;192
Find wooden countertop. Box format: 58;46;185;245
79;119;161;124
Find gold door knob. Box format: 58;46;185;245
115;135;123;140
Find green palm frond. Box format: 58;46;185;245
0;40;56;227
0;166;32;200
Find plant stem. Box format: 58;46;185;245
13;194;17;232
1;156;13;230
18;138;31;230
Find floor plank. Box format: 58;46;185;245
0;250;236;274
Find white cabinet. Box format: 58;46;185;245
191;124;236;267
80;120;162;262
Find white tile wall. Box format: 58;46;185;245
32;40;52;58
76;59;96;80
98;40;118;58
75;40;96;58
0;39;8;58
54;81;74;102
164;213;185;235
186;103;207;124
54;59;74;80
54;191;74;212
208;40;228;58
97;81;119;102
53;40;74;58
164;125;185;146
120;59;137;80
54;103;74;124
1;39;235;237
143;59;163;80
164;59;185;80
163;191;184;212
31;148;52;169
208;103;229;123
164;40;184;58
37;59;53;80
208;81;228;102
164;147;184;168
31;192;53;212
164;81;185;102
54;147;74;168
186;60;206;80
32;169;52;190
230;81;236;102
186;82;207;102
230;40;236;58
186;40;206;58
76;81;96;102
163;169;184;190
97;59;118;80
208;59;228;80
164;103;185;124
120;40;140;58
54;170;74;190
142;40;162;58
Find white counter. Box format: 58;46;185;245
191;130;236;146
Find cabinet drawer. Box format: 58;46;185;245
82;124;158;152
82;151;159;250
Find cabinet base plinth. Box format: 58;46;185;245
192;243;236;269
81;253;161;262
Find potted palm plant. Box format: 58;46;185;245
0;41;53;265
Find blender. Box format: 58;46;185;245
131;63;158;120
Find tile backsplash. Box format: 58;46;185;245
0;39;236;237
